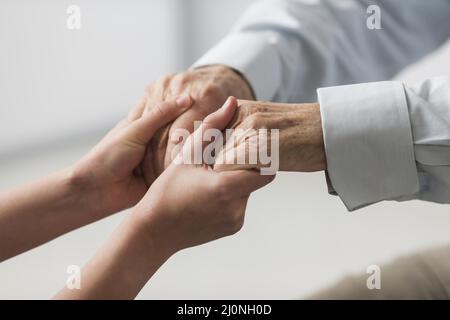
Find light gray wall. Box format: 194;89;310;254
0;0;184;159
2;0;450;160
182;0;256;66
0;0;256;160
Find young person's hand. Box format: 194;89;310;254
0;95;193;262
133;97;275;254
71;95;193;216
55;97;274;300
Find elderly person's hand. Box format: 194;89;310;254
214;100;327;173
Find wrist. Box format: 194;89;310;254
197;64;255;100
287;102;326;171
129;203;178;259
63;165;113;219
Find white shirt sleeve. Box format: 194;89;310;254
318;76;450;210
193;0;450;210
193;0;450;102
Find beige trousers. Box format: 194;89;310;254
309;245;450;299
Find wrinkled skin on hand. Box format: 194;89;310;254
214;100;327;173
139;65;254;185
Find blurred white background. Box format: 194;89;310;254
1;0;450;299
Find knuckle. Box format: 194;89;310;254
172;72;191;88
244;113;261;129
201;83;222;98
227;104;249;129
238;101;257;113
145;73;173;94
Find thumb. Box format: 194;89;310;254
201;96;238;131
175;96;237;164
121;95;192;146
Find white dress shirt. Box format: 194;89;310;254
193;0;450;210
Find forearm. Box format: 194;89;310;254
279;102;326;172
0;168;108;261
54;210;171;300
0;95;192;262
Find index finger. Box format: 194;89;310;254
122;96;193;146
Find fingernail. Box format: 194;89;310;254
176;95;192;109
223;96;235;108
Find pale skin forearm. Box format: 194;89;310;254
54;210;171;300
0;168;109;262
0;97;193;263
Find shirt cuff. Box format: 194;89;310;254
317;81;420;211
192;32;281;101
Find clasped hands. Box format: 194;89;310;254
69;65;326;270
0;65;327;299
